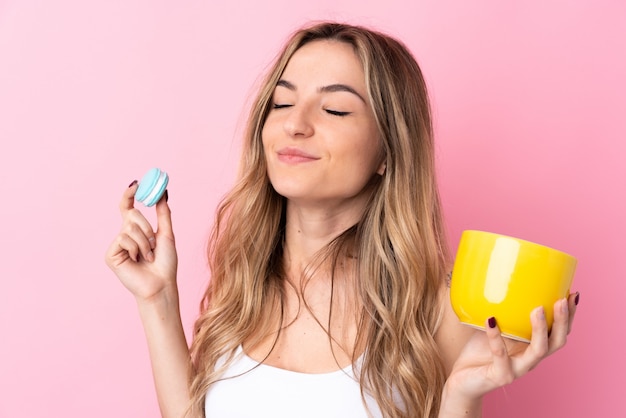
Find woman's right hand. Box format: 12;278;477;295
105;183;192;418
105;182;178;302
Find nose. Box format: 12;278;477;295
283;105;314;138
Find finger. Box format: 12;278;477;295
105;237;128;268
155;190;174;241
119;179;156;250
566;292;580;334
548;299;569;353
125;209;157;250
111;233;140;263
124;222;155;262
515;307;549;374
485;317;516;385
119;180;139;213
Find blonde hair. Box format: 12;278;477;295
188;22;449;417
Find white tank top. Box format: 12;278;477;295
204;347;383;417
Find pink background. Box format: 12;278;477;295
1;1;624;417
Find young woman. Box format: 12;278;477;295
105;22;578;418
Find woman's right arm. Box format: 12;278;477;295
105;183;192;418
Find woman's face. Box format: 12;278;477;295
262;40;385;210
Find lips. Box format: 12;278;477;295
276;147;320;163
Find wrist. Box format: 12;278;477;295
438;380;483;418
135;285;181;318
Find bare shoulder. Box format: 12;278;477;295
434;278;478;376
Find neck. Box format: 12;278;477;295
282;198;364;277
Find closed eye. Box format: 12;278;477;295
273;103;292;109
325;109;351;117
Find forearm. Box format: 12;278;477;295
137;287;192;418
438;382;483;418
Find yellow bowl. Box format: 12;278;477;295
450;230;577;342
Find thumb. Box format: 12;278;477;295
155;190;174;240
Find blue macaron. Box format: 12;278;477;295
135;168;169;207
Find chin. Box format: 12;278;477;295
268;175;313;198
270;185;311;201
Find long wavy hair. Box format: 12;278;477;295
188;22;450;418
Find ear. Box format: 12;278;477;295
376;161;387;176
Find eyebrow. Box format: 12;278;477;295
276;79;366;103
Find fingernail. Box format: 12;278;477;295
164;189;169;202
146;251;154;262
537;306;546;320
128;180;138;188
148;236;156;249
488;317;497;328
575;292;580;306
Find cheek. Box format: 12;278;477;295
260;127;272;158
260;119;279;149
355;136;384;172
261;126;278;177
331;148;381;189
260;123;268;146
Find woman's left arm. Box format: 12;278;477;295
435;289;579;418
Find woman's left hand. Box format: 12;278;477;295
445;292;579;401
